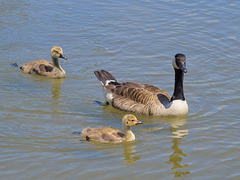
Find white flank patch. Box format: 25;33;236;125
105;80;116;85
106;92;113;104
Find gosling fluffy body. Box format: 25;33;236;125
19;46;67;79
94;54;188;116
81;114;142;143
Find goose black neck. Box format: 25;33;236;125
171;68;185;101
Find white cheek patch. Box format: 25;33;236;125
172;59;180;69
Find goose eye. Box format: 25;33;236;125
131;119;134;121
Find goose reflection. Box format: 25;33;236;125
167;117;190;177
121;142;141;164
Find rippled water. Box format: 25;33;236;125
1;0;240;179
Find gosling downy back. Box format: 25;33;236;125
19;46;67;79
81;114;142;143
94;54;188;116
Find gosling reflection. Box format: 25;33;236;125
167;117;190;177
122;142;141;164
51;78;64;104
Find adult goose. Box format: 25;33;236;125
94;53;188;116
16;46;67;79
81;114;142;143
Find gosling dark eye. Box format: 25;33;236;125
131;119;134;121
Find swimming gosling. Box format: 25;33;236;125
18;46;67;79
94;54;188;116
81;114;142;143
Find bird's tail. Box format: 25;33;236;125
94;70;119;86
10;63;19;67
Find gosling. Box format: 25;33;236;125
81;114;142;143
16;46;67;79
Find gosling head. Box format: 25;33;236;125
122;114;142;127
172;53;187;73
51;46;67;60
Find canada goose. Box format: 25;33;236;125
16;46;67;78
81;114;142;143
94;53;188;116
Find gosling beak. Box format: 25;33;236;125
135;120;142;125
59;53;67;60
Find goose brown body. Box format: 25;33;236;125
20;46;67;79
107;82;172;115
94;54;188;116
81;114;142;143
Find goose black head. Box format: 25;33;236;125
173;53;187;73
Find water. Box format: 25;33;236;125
1;0;240;179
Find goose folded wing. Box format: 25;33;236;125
109;83;171;104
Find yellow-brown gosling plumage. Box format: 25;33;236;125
19;46;67;79
94;54;188;116
81;114;142;143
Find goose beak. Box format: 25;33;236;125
182;67;187;73
59;54;67;60
180;62;187;73
135;120;142;125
